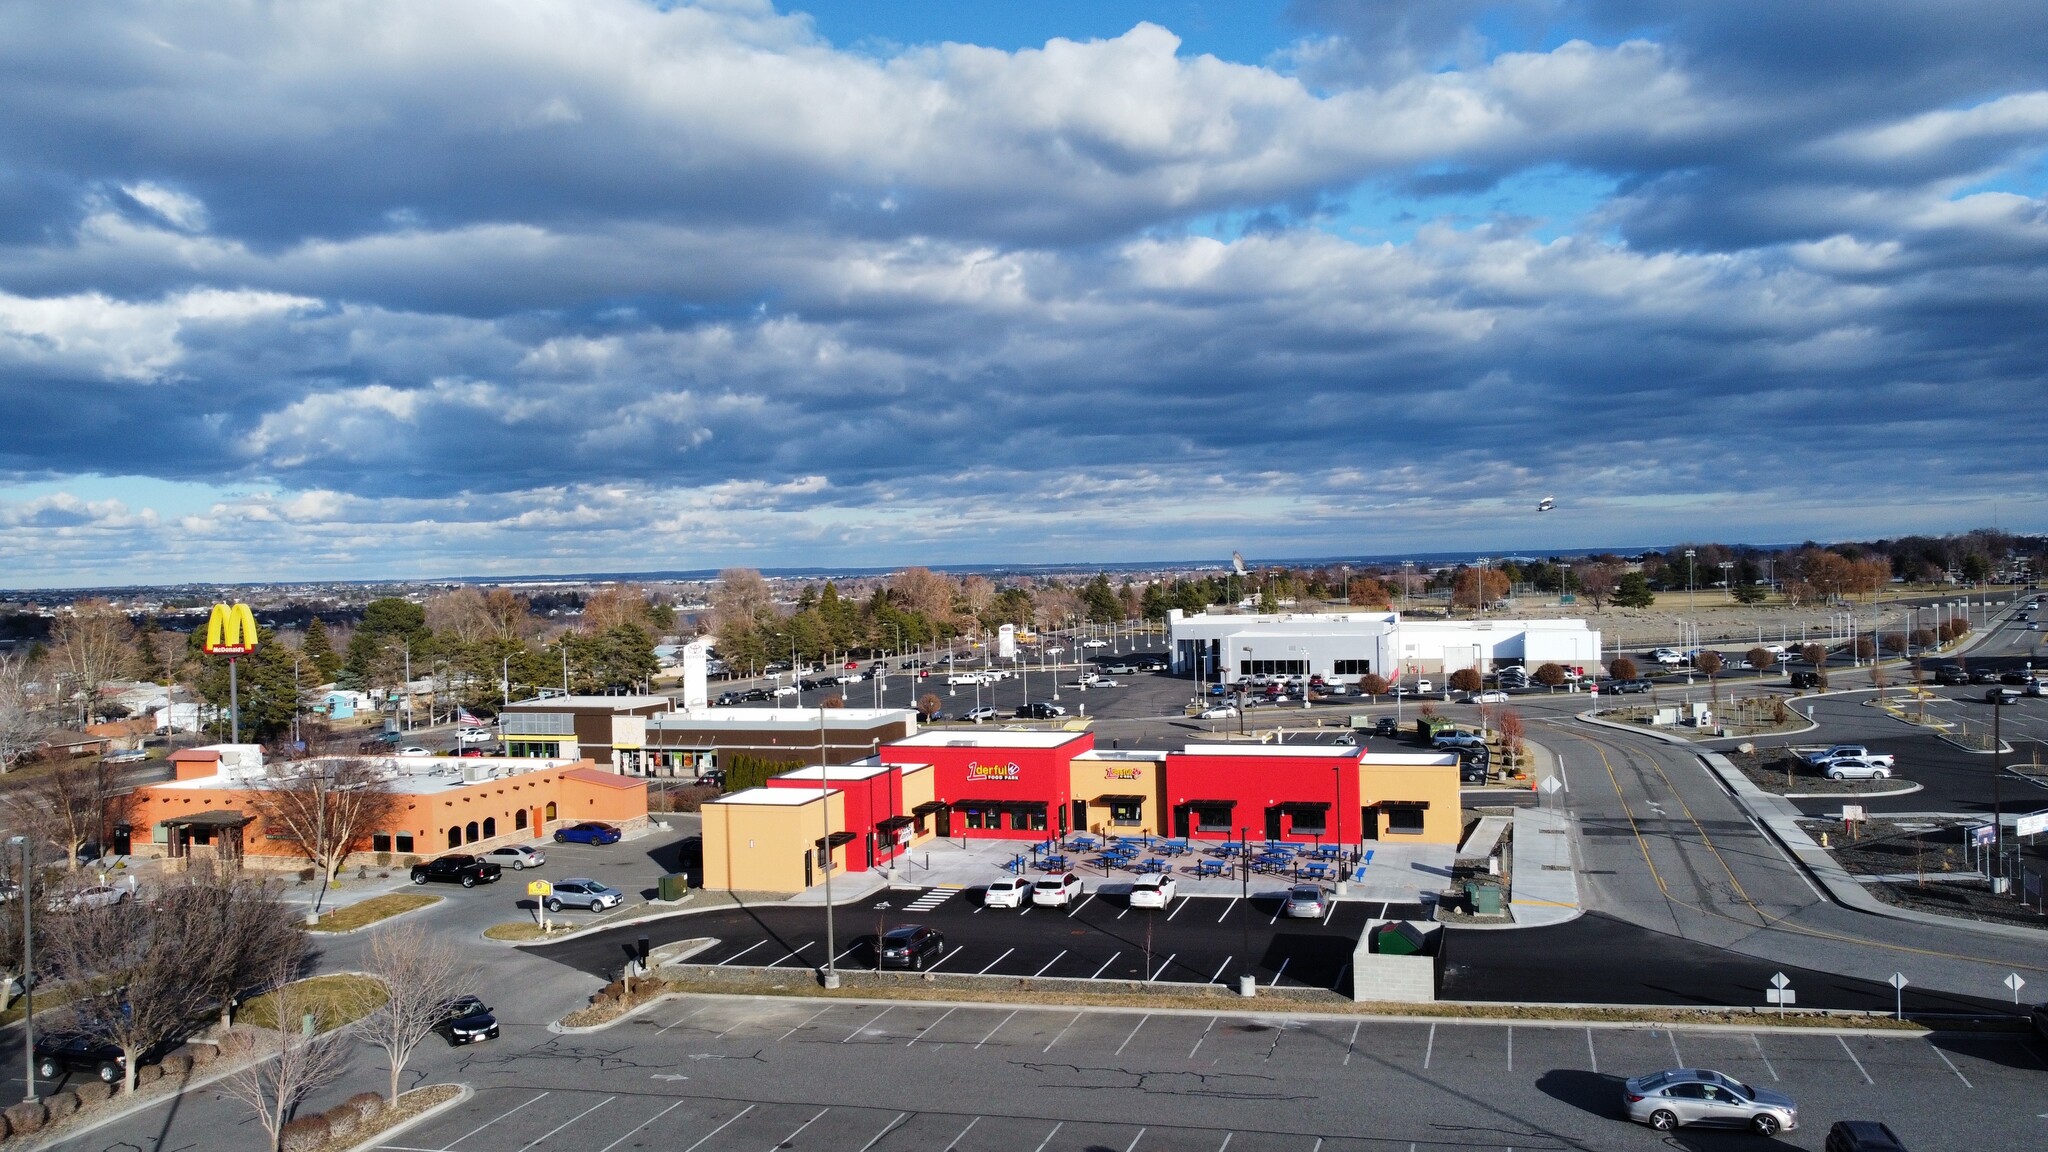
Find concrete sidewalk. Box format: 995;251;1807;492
1507;806;1581;927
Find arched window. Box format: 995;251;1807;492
483;816;496;839
544;801;558;821
515;809;528;830
447;826;461;849
464;821;478;843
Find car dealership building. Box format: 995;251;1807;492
1165;608;1603;685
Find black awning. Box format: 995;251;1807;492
1093;794;1146;804
1378;799;1431;809
162;809;252;828
1176;799;1237;807
954;799;1046;810
1277;800;1331;810
812;831;859;849
911;801;949;815
876;815;913;830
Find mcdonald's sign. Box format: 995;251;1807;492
204;602;261;656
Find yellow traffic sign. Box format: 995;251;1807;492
526;880;553;897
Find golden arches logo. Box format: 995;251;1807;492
204;602;260;656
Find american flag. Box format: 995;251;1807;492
459;709;486;727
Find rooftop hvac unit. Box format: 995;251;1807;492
462;763;490;783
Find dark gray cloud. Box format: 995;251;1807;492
0;0;2045;583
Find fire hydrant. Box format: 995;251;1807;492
1820;831;1830;848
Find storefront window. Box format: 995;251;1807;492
1021;808;1047;832
1290;808;1327;835
1387;808;1424;834
963;808;988;830
1108;802;1142;827
1193;807;1232;832
371;833;392;853
395;833;414;853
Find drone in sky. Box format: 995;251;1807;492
1536;495;1555;512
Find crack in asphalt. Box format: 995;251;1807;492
1008;1060;1314;1101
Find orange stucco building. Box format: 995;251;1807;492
125;745;649;866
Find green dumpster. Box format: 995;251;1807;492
657;873;689;901
1374;921;1428;955
1468;881;1502;916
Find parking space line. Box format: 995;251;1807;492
1189;1015;1217;1060
1069;893;1098;917
1270;958;1290;987
1147;953;1176;982
595;1100;685;1152
1033;950;1067;977
766;941;815;967
1666;1030;1682;1067
1343;1020;1361;1066
1506;1027;1513;1072
977;948;1015;974
1209;956;1232;984
944;1116;981;1150
1837;1036;1874;1085
1031;1122;1064;1152
1125;1127;1147;1151
842;1006;892;1043
716;941;765;966
656;1004;713;1034
773;1109;830;1149
1749;1034;1777;1081
926;946;963;971
1330;962;1348;993
1116;1014;1150;1055
1216;1133;1232;1152
1268;902;1282;925
1217;898;1236;923
857;1113;911;1152
1931;1044;1973;1088
1586;1028;1597;1073
1117;907;1129;920
1424;1023;1436;1069
1322;902;1337;927
1092;953;1120;979
777;1005;833;1041
1044;1011;1082;1052
679;1105;754;1152
714;1013;756;1039
1167;900;1189;921
833;945;861;964
515;1096;615;1152
446;1090;548;1146
975;1010;1019;1049
908;1007;955;1045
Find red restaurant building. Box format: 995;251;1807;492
878;730;1095;839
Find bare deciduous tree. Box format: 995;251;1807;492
48;599;138;725
245;757;397;896
358;922;472;1104
1575;564;1619;610
6;757;119;872
45;869;304;1093
219;954;353;1151
0;651;48;773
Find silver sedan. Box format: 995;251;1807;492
1622;1068;1797;1136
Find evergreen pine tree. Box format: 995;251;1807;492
302;616;341;683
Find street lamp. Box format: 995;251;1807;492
10;835;32;1103
1685;549;1697;613
1991;693;2010;893
1719;561;1734;601
1292;645;1310;709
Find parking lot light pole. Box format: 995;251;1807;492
818;707;838;989
11;835;32;1103
1685;549;1696;613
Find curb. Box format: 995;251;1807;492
498;897;766;947
548;987;1947;1036
305;893;446;936
341;1083;472;1152
1780;782;1923;800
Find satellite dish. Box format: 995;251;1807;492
1230;551;1247;576
1537;496;1555;512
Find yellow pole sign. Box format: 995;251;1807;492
526;880;553;897
203;602;260;655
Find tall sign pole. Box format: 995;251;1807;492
204;603;259;743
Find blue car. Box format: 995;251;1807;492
553;821;622;846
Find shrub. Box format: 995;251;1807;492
345;1091;386;1121
280;1113;331;1152
217;1026;260;1057
6;1100;48;1133
184;1043;218;1068
1608;656;1639;680
73;1081;113;1105
1447;668;1483;693
137;1064;164;1084
0;1113;11;1140
44;1092;79;1120
322;1102;361;1140
160;1051;194;1077
375;852;392;867
1532;663;1566;688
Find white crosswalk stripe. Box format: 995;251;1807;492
902;887;958;911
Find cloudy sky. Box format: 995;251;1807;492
3;1;2045;586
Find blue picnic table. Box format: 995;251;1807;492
1299;861;1333;881
1192;859;1226;878
1069;836;1098;852
1041;854;1068;872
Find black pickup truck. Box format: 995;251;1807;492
408;854;503;888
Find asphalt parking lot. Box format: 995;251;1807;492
533;887;1426;992
376;996;2048;1151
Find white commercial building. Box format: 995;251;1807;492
1166;609;1602;685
